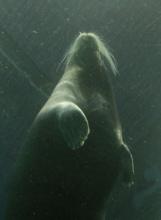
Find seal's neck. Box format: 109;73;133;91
64;64;102;89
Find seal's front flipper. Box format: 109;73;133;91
57;102;90;150
119;144;135;187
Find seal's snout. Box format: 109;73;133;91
77;33;98;52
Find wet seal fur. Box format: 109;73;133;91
5;33;134;220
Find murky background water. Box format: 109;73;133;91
0;0;161;219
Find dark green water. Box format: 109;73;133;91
0;0;161;219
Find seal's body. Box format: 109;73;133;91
5;33;134;220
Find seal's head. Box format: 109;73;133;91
65;32;118;75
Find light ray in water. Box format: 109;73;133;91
0;46;48;98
